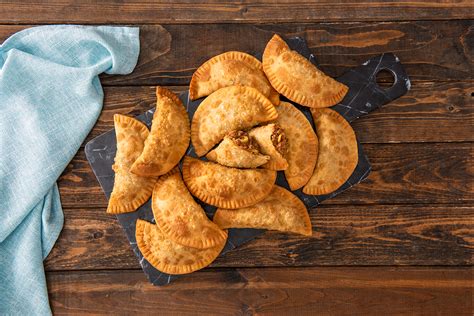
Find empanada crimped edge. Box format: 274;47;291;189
262;34;348;108
189;51;279;105
303;108;358;195
214;185;312;236
130;86;190;177
182;156;276;209
107;114;155;214
277;102;318;190
152;168;228;249
135;219;226;275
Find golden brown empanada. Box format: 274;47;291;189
303;108;358;195
152;168;227;249
189;51;280;105
191;86;278;157
214;186;312;236
248;123;288;170
107;114;157;214
136;219;226;275
275;102;318;190
182;156;276;209
130;87;190;177
262;34;348;108
206;130;270;168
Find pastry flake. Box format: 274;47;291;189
189;51;280;105
303;108;358;195
182;156;276;209
130;87;190;177
191;85;278;156
152;168;227;249
262;34;348;108
107;114;157;214
214;186;312;236
206;130;270;168
135;219;226;275
275;102;318;190
248;123;288;170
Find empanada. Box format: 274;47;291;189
107;114;157;214
152;168;227;249
275;102;318;190
206;130;270;168
191;86;278;157
248;123;288;170
130;87;190;177
303;108;358;195
214;186;312;236
262;34;348;108
189;51;280;105
135;219;226;275
182;156;276;209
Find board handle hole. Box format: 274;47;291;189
376;68;396;90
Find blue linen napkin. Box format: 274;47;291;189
0;25;140;315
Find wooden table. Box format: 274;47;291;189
2;1;472;314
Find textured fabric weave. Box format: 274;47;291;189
0;25;140;315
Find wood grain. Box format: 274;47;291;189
2;1;473;24
47;267;473;315
44;204;473;270
57;143;474;209
0;21;471;84
81;81;474;145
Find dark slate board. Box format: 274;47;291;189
85;37;410;286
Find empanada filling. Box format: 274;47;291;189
271;125;288;155
228;130;261;155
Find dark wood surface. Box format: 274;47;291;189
47;267;472;315
1;1;473;23
45;204;473;271
4;1;471;314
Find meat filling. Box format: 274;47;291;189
227;130;261;155
271;125;288;155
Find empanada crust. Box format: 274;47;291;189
214;186;312;236
182;156;276;209
191;86;278;156
303;108;358;195
107;114;157;214
131;87;190;177
248;124;288;170
275;102;318;190
135;219;226;275
189;51;279;105
263;34;348;108
152;168;227;249
206;134;270;168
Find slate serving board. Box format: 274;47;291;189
85;37;410;286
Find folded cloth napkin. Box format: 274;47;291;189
0;25;140;315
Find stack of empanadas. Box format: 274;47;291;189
107;86;190;214
106;34;361;276
136;168;228;274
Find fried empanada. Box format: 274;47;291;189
152;168;227;249
191;86;278;157
248;123;288;170
189;51;280;105
206;130;270;168
303;108;358;195
182;156;276;209
214;186;312;236
275;102;318;190
262;34;348;108
130;87;190;177
107;114;157;214
135;219;226;275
